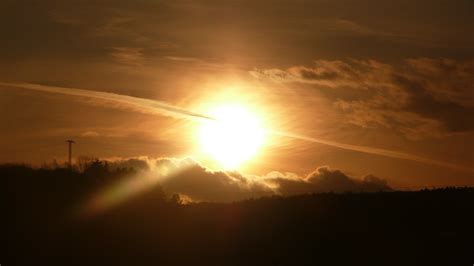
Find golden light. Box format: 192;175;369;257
198;104;267;169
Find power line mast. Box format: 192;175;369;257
66;140;75;168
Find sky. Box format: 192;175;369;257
1;0;473;195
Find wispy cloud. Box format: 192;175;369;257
110;47;145;66
0;82;213;121
81;131;100;138
164;56;201;62
251;58;474;139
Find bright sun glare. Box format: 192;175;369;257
198;104;267;169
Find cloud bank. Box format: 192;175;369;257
107;157;392;202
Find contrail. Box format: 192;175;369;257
2;81;471;173
0;82;213;121
273;131;473;173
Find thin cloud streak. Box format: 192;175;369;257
2;81;470;173
276;131;473;173
0;82;214;121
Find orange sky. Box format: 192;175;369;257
0;0;473;189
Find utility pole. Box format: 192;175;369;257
66;140;75;168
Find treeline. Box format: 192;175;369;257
2;163;474;265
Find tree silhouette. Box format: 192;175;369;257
2;163;473;265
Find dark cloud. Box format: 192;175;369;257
1;0;473;65
266;166;391;195
108;157;391;202
393;74;474;133
153;158;273;202
299;68;339;81
252;58;474;139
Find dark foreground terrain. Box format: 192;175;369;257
2;163;473;265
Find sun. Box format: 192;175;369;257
198;104;267;169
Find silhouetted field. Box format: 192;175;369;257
2;163;473;265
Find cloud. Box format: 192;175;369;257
0;82;213;121
251;58;474;139
110;47;145;66
107;157;392;202
404;58;474;107
251;60;382;88
81;131;100;138
264;166;391;195
164;56;201;62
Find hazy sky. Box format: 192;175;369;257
1;0;473;189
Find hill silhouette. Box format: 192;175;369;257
2;162;473;265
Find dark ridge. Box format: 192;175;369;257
2;163;473;265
